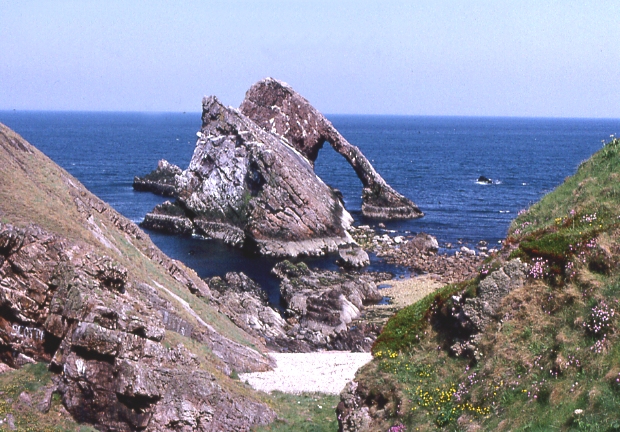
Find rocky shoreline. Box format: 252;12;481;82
206;224;488;356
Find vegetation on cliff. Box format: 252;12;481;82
0;123;279;430
343;136;620;431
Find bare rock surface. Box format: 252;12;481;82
209;266;383;353
240;78;423;220
273;261;383;352
450;259;527;357
143;96;355;258
337;244;370;268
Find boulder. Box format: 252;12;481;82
240;78;423;220
407;233;439;254
337;244;370;268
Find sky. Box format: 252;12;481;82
1;1;619;117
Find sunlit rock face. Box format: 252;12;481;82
147;95;355;257
240;77;423;220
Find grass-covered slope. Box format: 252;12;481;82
0;123;283;429
349;136;620;431
0;123;260;354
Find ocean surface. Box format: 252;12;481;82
1;111;619;303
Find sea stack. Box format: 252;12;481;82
139;78;423;257
240;78;423;219
144;95;354;257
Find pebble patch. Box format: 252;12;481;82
239;352;372;395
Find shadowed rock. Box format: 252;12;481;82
240;78;423;220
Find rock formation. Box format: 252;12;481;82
450;259;527;358
239;78;423;219
273;261;383;352
137;78;422;257
133;159;182;197
209;265;382;353
143;96;355;257
0;123;276;431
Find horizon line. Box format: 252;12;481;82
1;109;619;122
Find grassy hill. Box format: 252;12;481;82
347;136;620;431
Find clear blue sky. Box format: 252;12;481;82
1;1;618;117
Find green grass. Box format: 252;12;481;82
254;392;339;432
0;363;97;431
372;278;478;356
352;136;620;430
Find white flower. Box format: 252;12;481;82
574;409;584;415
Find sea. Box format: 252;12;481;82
1;111;619;303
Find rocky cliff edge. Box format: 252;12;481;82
0;123;276;431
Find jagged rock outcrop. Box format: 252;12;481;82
0;223;275;431
240;78;423;219
209;267;382;353
449;259;527;358
144;96;355;257
0;123;276;431
273;261;383;352
208;272;289;344
133;159;181;197
337;381;372;432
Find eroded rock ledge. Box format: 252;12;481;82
133;159;181;197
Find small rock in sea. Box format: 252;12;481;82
460;246;476;256
477;176;493;184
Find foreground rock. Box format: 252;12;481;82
240;78;423;220
209;265;383;353
143;96;354;258
450;259;527;358
274;262;383;352
0;124;276;431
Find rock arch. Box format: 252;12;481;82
239;78;423;219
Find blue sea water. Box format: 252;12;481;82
1;111;619;302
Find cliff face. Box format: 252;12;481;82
239;78;423;220
0;123;275;431
144;96;354;257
